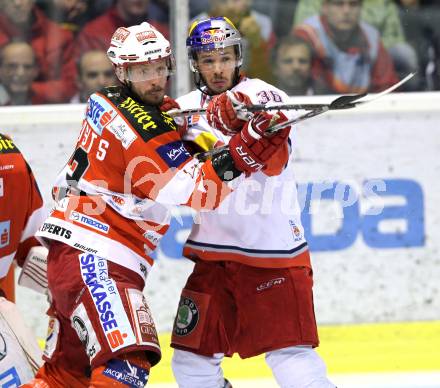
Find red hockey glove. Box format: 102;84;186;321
160;95;187;137
159;95;179;112
228;111;291;175
206;91;252;136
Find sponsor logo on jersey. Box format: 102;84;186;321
120;97;158;131
139;263;147;278
44;316;60;359
70;211;110;234
127;289;159;346
136;30;157;43
80;253;136;352
0;221;10;248
174;296;199;336
201;29;226;45
40;222;72;239
143;230;162;246
187;114;200;126
86;95;117;135
71;303;101;359
256;277;286;292
111;27;130;43
119;97;177;142
289;220;303;242
72;316;89;347
74;243;98;254
107;116;137;149
103;358;149;387
0;135;18;154
156;141;191;168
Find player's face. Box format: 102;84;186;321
195;47;237;95
323;0;362;32
276;44;311;89
127;60;168;105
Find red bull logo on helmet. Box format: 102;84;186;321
201;29;226;45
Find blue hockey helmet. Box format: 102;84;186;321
186;16;243;73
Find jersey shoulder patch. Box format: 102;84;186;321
0;134;20;154
117;96;178;143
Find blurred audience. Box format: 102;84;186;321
0;1;437;106
38;0;92;34
0;41;39;105
0;0;76;103
76;0;169;55
293;0;398;94
149;0;169;24
194;0;275;82
71;50;117;103
397;0;440;90
272;36;322;95
266;0;298;39
292;0;419;90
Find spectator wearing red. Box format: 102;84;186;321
76;0;169;55
0;0;76;103
293;0;398;94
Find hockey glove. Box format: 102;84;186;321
160;95;188;137
228;111;291;175
206;90;252;136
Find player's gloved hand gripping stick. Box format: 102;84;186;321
194;73;416;159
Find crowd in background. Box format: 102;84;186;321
0;0;439;106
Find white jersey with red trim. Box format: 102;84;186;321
177;78;311;269
36;86;233;281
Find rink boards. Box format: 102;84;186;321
145;321;440;385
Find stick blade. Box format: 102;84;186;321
329;92;367;109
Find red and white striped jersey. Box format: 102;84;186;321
37;86;233;281
177;78;311;269
0;134;46;278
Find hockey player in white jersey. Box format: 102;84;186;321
169;17;336;388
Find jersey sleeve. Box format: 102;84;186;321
14;162;46;267
109;93;238;211
0;136;46;276
125;121;234;211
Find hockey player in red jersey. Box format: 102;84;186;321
0;133;47;299
0;134;45;384
169;17;336;387
24;22;290;387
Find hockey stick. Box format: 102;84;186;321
265;72;415;134
169;92;366;117
169;72;414;118
195;72;415;159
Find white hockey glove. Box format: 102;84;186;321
18;246;48;295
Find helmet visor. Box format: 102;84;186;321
125;57;175;82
